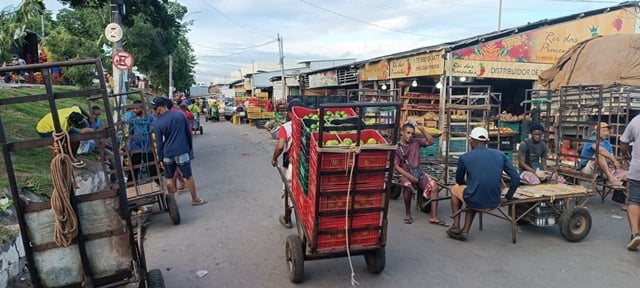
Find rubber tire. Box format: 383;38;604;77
285;235;304;283
390;184;401;200
146;269;165;288
199;126;203;135
225;115;231;121
166;194;181;225
559;207;592;242
364;247;386;274
417;194;431;214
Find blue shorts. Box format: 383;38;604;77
163;153;192;179
628;179;640;206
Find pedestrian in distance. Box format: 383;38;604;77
447;127;520;241
151;97;206;206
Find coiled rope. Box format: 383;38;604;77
50;130;79;247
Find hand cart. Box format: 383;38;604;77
0;59;164;287
471;183;595;243
107;91;181;225
279;102;400;283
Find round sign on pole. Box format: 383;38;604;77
112;50;134;71
104;23;123;43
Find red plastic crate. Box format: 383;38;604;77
315;193;384;212
309;172;386;193
318;212;381;231
310;130;389;172
316;229;380;251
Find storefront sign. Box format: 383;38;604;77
308;70;338;88
451;8;636;65
390;50;444;78
450;59;552;80
359;60;389;81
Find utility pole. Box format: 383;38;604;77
498;0;503;31
278;33;286;102
169;54;174;100
110;0;126;103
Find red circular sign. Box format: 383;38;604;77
112;50;134;70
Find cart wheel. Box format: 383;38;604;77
390;184;401;200
364;247;385;274
146;269;165;288
199;126;203;135
166;194;181;225
417;194;431;214
285;235;304;283
559;207;592;242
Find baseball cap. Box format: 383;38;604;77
68;112;86;128
150;97;167;109
469;127;489;141
179;103;188;109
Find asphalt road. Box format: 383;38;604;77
143;119;638;288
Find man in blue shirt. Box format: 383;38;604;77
127;100;158;184
151;97;206;206
447;127;520;241
579;122;626;188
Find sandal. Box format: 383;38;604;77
403;218;413;224
429;219;450;227
192;198;207;206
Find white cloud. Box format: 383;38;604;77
42;0;619;84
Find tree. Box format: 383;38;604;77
0;0;45;61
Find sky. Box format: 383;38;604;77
37;0;628;84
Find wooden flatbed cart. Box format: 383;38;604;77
279;102;400;283
471;183;595;243
0;59;164;287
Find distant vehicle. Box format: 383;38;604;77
223;101;237;121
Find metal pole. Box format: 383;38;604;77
169;54;173;99
278;33;286;102
111;1;125;104
498;0;503;31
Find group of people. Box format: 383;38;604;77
270;98;640;251
35;96;207;207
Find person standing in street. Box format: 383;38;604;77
151;97;206;206
619;116;640;251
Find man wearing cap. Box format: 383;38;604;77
447;127;520;241
36;105;93;137
578;122;627;188
151;97;206;206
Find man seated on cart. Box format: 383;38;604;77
518;122;549;184
447;127;520;241
578;122;627;189
394;120;445;226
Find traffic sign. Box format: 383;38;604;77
104;23;123;43
112;50;134;71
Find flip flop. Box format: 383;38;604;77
192;198;207;206
429;219;450;227
403;218;413;224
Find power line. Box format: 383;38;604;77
201;2;273;38
196;39;278;58
354;0;451;25
298;0;452;39
192;40;278;52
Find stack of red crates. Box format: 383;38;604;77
291;106;391;252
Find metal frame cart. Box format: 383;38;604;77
279;102;400;283
104;91;180;225
0;59;164;287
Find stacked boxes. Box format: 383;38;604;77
420;137;440;159
290;104;389;252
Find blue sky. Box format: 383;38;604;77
30;0;629;83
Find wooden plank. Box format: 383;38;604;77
126;182;162;199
